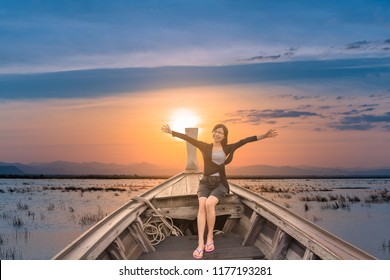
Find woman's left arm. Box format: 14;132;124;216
257;129;278;141
225;129;278;165
231;129;278;150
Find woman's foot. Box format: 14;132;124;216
193;245;204;259
205;242;215;253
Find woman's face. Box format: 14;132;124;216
212;127;225;143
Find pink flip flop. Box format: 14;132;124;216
205;242;215;253
193;247;204;259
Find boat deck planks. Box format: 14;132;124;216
156;173;201;198
139;233;265;260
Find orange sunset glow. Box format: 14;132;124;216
1;80;389;172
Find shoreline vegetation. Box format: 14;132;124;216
1;174;390;180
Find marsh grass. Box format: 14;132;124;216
364;190;390;204
0;179;156;260
312;215;322;222
12;216;23;227
27;210;35;220
17;202;29;210
299;192;390;211
41;185;133;193
7;187;33;194
382;240;390;252
278;193;292;199
79;206;106;226
321;201;351;211
300;194;329;202
0;246;17;260
240;180;390;217
1;211;11;219
47;203;55;211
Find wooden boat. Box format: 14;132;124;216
53;128;376;260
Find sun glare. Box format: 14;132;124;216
170;108;200;133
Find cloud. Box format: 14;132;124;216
369;94;390;101
330;112;390;131
320;39;390;59
345;39;390;52
1;56;389;100
240;38;390;65
345;41;370;50
277;94;323;101
329;123;375;131
342;112;390;123
224;109;320;125
340;108;375;115
358;103;379;108
318;105;332;110
239;47;299;62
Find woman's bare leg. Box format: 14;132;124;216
194;197;207;257
205;195;219;244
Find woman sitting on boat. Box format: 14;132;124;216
161;123;277;259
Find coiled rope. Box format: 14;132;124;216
132;196;183;245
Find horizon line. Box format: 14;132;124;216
1;160;390;170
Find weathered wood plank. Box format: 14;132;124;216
184;128;199;172
128;217;155;253
139;233;265;260
106;238;127;260
271;229;293;260
259;221;277;245
242;211;267;246
229;183;376;260
285;240;306;260
140;245;264;260
126;245;144;260
303;248;318;260
152;193;241;208
159;173;201;197
222;217;239;233
145;204;242;220
186;173;201;194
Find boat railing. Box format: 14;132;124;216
229;183;376;260
53;172;188;259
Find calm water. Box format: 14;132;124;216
0;178;389;260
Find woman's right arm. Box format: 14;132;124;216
161;124;203;149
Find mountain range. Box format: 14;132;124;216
0;161;180;177
1;161;389;177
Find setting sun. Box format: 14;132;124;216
169;108;200;133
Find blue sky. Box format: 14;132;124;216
0;0;389;168
1;0;389;73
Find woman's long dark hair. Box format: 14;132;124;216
212;124;228;146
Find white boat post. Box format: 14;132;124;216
184;127;199;173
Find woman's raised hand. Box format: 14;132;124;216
161;124;172;134
257;128;278;140
265;128;278;138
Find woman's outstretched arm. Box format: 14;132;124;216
257;129;278;141
161;124;205;149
